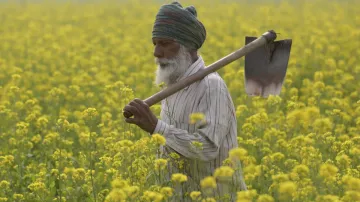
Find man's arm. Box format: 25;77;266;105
153;86;233;161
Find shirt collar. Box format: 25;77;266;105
176;55;205;83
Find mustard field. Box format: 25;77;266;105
0;0;359;201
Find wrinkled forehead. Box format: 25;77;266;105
152;37;178;44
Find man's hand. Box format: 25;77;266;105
123;98;158;134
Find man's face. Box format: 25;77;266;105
153;38;180;60
153;38;192;86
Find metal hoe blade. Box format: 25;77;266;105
244;36;292;97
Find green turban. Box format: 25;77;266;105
152;2;207;50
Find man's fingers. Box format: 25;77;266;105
131;98;150;114
123;109;132;118
123;105;140;117
134;98;148;107
124;117;137;124
133;98;144;104
129;99;142;109
134;98;150;111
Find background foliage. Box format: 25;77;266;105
0;0;359;201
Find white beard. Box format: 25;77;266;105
155;45;193;86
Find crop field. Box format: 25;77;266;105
0;0;359;201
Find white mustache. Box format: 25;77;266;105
155;57;177;67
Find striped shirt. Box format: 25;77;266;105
153;56;247;201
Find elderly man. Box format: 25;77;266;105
123;2;247;201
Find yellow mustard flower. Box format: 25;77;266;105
257;194;274;202
202;197;216;202
154;158;168;171
0;155;14;166
214;166;235;181
200;176;217;189
0;180;10;190
12;194;24;201
171;173;188;183
278;181;297;200
151;134;166;146
28;181;47;192
142;191;164;202
271;173;289;183
50;169;59;176
31;134;42;144
291;164;310;178
229;148;248;161
266;95;282;106
341;191;360;202
35;116;49;129
315;194;340;202
160;187;173;198
236;105;248;117
190;191;201;200
191;141;203;150
105;189;127;202
56;118;70;132
82;107;100;124
124;186;140;199
111;178;129;189
336;154;351;169
189;112;206;125
236;190;257;201
342;175;360;191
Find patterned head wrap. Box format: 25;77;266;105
152;2;207;50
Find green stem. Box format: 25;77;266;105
59;144;62;202
89;129;97;202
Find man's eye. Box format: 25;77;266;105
161;41;171;46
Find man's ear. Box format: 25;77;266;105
190;50;199;62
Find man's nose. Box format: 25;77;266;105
153;45;163;58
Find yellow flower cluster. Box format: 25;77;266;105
200;176;217;189
229;148;248;161
105;178;140;201
154;158;168;172
236;190;258;202
189;112;206;125
214;166;234;181
190;191;202;201
171;173;188;183
151;134;166;146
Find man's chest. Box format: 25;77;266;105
160;85;205;124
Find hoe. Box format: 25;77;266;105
124;30;292;118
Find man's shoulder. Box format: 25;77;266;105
200;72;228;90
